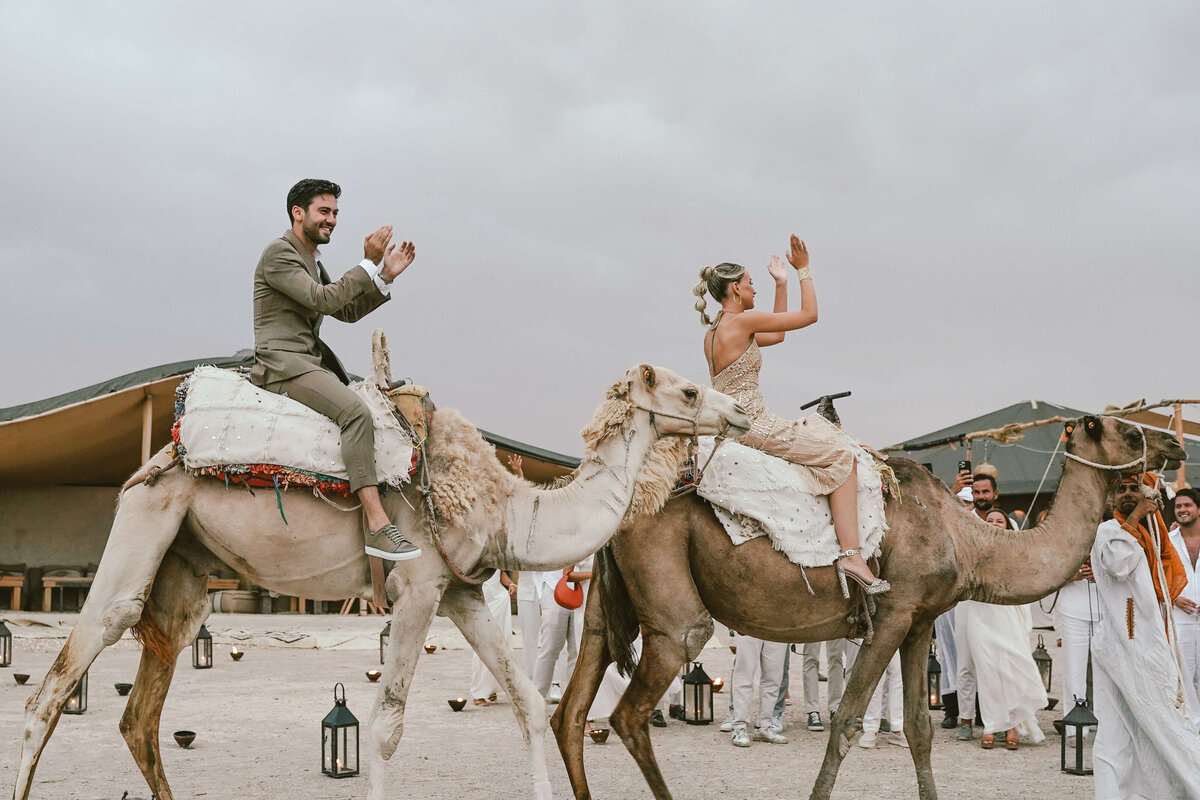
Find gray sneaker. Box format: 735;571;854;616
956;723;975;741
365;524;422;561
731;724;750;747
806;711;824;731
752;725;788;744
719;715;737;733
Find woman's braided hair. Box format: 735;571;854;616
692;263;746;326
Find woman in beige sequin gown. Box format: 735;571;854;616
693;235;889;593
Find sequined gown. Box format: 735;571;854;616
711;337;857;496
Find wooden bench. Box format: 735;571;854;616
42;576;93;612
206;578;239;592
0;574;23;611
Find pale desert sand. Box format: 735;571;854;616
0;612;1093;799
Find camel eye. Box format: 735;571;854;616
683;387;698;401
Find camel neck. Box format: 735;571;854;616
960;458;1109;604
498;414;658;570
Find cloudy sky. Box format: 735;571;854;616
3;2;1195;456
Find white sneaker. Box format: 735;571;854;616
547;683;562;704
752;725;788;744
858;731;878;749
769;716;785;736
884;731;909;748
719;715;736;733
731;724;751;747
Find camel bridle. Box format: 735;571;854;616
1062;420;1148;474
632;384;734;487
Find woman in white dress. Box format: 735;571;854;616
955;509;1047;749
693;235;888;594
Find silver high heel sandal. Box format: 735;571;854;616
835;549;891;599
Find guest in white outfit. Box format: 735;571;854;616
955;509;1047;749
858;651;907;748
532;557;592;699
470;570;515;705
1053;540;1102;710
1168;487;1200;721
507;457;545;680
1091;475;1200;799
727;634;788;747
802;640;846;731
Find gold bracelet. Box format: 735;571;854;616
795;267;812;282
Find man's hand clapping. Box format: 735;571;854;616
364;225;393;265
381;240;416;283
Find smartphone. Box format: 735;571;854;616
958;460;972;474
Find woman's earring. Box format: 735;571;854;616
736;295;743;308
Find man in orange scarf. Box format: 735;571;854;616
1090;472;1200;799
1111;473;1188;610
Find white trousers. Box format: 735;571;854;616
731;636;787;729
934;610;958;694
533;591;582;697
863;652;903;733
516;596;541;679
1055;614;1096;707
1178;622;1200;728
470;575;513;700
802;639;846;715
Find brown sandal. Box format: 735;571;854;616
473;698;490;707
980;733;995;749
1005;730;1019;750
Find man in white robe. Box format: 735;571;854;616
1168;488;1200;721
1091;478;1200;800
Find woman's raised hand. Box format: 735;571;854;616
787;235;809;270
767;254;788;283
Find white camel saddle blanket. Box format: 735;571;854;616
171;366;415;495
695;437;888;569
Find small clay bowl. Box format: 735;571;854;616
587;728;610;744
230;651;244;661
173;730;196;748
366;670;382;683
13;674;30;686
447;698;466;712
114;682;133;696
423;644;437;654
711;680;725;693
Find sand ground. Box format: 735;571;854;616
0;612;1093;799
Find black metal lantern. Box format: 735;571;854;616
927;640;943;710
681;662;714;725
1060;698;1097;775
379;621;390;666
322;683;359;778
0;619;11;668
64;670;88;714
1032;634;1053;694
192;624;213;669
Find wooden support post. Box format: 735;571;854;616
141;393;154;465
1173;402;1188;489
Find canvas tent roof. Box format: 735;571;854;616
0;351;580;487
887;400;1200;496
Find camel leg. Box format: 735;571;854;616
551;579;617;800
366;574;446;800
609;629;696;800
898;621;939;800
809;621;910;800
441;583;552;800
13;471;189;800
119;548;211;800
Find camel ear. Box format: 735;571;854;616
1061;422;1075;443
1082;415;1102;441
639;365;657;389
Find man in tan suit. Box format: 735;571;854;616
251;178;420;560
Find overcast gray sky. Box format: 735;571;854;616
2;1;1195;456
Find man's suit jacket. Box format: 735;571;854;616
250;229;389;387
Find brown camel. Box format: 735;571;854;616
551;415;1185;800
11;363;750;800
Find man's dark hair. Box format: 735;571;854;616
972;473;997;491
1176;488;1200;506
286;179;341;222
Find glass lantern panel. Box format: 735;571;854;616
339;727;358;775
322;726;333;773
927;674;942;709
700;684;712;721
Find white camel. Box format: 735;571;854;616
12;363;750;800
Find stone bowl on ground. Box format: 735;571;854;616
13;674;29;685
173;731;196;748
424;644;437;654
588;728;610;744
114;682;133;696
447;698;466;712
366;670;381;682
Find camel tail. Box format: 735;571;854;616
130;598;176;666
594;544;638;677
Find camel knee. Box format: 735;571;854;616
371;704;406;760
102;598;146;646
682;617;714;661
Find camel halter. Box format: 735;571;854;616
633;385;732;487
1062;422;1148;473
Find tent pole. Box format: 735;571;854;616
141;393;153;465
1173;402;1187;489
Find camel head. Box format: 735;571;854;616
1063;414;1186;473
580;364;750;455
